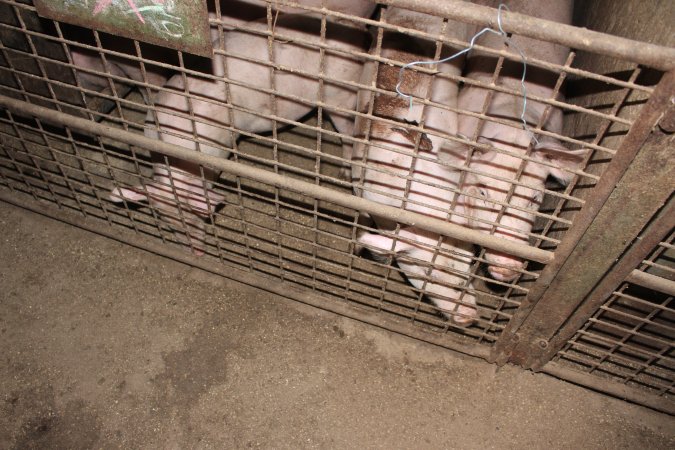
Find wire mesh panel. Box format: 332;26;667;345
551;230;674;403
0;0;674;407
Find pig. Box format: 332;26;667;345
447;0;587;282
351;8;477;325
110;14;369;254
68;0;375;108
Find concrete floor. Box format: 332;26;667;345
1;200;673;449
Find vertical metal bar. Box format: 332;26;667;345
309;12;329;293
490;70;675;365
27;120;87;216
405;15;457;324
265;8;286;282
6;110;62;206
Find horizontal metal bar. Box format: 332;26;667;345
7;14;657;107
641;260;675;274
251;11;657;96
0;93;554;264
609;292;674;314
376;0;675;71
0;32;620;161
8;0;675;72
542;361;674;415
627;270;675;297
557;348;668;384
0;85;575;246
574;327;674;361
554;348;673;391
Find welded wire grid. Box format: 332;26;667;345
553;231;674;399
0;0;669;350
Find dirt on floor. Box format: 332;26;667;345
0;200;673;449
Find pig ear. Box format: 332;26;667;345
109;186;148;203
534;141;589;186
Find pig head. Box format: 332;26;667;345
455;98;586;281
448;0;587;282
355;123;477;325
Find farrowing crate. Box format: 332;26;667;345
0;0;672;413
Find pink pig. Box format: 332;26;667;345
110;14;369;254
447;0;587;282
352;8;477;325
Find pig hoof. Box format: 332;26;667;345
108;188;125;203
452;315;476;327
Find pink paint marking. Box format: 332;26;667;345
92;0;146;24
92;0;112;15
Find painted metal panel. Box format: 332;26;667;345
34;0;212;57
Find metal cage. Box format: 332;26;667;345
0;0;672;413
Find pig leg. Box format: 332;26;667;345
160;212;208;256
109;166;226;256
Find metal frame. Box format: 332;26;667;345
1;0;673;413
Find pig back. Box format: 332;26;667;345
217;15;369;132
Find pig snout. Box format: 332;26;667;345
485;251;525;281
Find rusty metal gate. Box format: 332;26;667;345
0;0;672;414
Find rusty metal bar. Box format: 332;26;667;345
0;189;491;361
489;70;675;365
374;0;675;71
542;361;675;416
626;270;675;297
0;93;554;264
493;130;674;368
